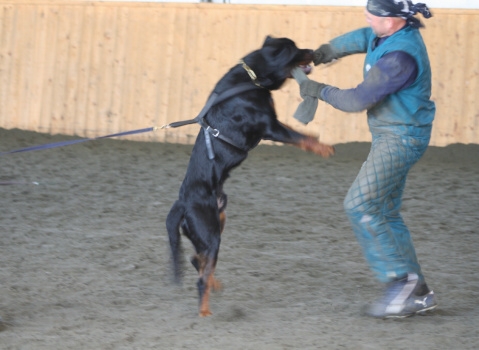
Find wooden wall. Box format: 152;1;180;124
1;1;478;146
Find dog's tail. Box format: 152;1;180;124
166;201;185;284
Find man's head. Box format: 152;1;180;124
365;9;406;37
365;0;432;34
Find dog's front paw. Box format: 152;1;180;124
299;137;335;158
199;309;213;317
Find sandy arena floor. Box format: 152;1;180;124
1;128;478;349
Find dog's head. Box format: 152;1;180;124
242;36;313;90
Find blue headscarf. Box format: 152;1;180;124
366;0;432;28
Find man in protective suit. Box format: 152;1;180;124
292;0;438;318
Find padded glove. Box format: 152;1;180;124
313;44;337;66
293;97;318;125
299;80;327;100
291;67;318;124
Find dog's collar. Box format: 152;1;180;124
239;59;263;87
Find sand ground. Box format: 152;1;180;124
1;128;478;349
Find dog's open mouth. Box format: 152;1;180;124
298;64;312;75
287;64;312;79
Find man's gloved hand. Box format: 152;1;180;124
313;44;337;66
299;80;327;100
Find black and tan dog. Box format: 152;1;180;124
166;36;334;317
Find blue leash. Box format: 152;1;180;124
0;126;157;156
2;71;263;157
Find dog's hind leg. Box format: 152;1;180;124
189;194;226;294
205;193;227;292
219;211;226;237
217;192;228;235
191;247;223;295
166;201;185;284
184;206;222;316
195;248;220;317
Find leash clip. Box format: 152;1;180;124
206;126;220;138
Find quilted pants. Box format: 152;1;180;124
344;133;429;283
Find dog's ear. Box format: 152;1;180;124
261;38;298;65
262;35;274;47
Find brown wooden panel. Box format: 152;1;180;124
0;1;478;146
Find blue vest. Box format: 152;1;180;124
332;27;436;138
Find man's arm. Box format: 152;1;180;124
301;51;418;113
314;28;372;65
320;51;417;112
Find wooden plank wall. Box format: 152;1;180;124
0;1;478;146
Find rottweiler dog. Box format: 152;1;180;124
166;36;334;317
